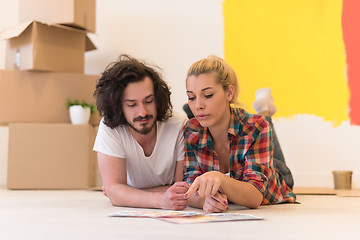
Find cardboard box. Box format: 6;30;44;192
0;69;101;125
19;0;96;33
0;21;96;73
0;126;9;187
7;123;97;189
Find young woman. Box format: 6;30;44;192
183;55;296;213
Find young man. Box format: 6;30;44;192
93;55;189;210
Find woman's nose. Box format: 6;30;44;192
195;98;204;110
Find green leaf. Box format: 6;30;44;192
65;98;96;114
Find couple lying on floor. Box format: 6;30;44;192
93;54;296;213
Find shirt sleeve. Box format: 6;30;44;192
242;120;273;197
93;119;125;158
183;136;204;185
174;118;186;162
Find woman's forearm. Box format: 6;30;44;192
220;176;263;208
187;194;205;209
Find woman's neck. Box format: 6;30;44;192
208;108;231;144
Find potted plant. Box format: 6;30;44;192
66;98;95;125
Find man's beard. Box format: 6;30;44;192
127;115;155;135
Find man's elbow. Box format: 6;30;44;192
104;184;127;207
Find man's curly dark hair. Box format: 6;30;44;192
93;54;173;129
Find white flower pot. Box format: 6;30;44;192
69;105;91;124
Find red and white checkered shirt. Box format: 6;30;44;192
184;107;296;205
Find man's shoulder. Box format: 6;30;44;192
98;117;128;136
160;112;187;126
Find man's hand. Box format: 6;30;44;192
102;185;108;197
160;182;189;210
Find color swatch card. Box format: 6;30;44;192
109;210;202;218
109;210;263;223
159;213;263;224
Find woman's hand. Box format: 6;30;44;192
203;192;228;213
184;171;225;198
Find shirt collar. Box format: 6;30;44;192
197;126;213;149
196;106;246;149
228;106;247;137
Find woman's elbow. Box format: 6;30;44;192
244;191;263;209
247;198;262;209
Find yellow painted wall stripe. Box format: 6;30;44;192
223;0;349;125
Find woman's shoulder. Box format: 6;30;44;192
232;107;269;134
184;117;202;131
183;117;204;145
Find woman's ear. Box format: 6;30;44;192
227;85;235;101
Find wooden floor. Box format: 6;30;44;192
0;188;359;240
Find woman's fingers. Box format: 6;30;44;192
212;192;228;206
184;172;223;198
184;179;199;199
203;195;228;213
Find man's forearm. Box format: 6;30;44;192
106;184;164;209
106;182;189;210
141;185;171;192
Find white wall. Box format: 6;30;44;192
0;0;18;69
0;0;18;187
1;0;224;112
85;0;224;112
0;127;9;187
275;116;360;188
0;0;359;189
0;0;224;187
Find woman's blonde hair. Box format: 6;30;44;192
186;55;239;104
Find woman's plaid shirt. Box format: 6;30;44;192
184;107;296;205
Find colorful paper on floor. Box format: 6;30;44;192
108;210;202;218
158;213;263;224
109;210;263;223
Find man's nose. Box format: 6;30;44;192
138;103;147;117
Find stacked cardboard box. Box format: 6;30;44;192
0;0;96;73
1;21;96;73
18;0;96;33
7;123;97;189
0;70;101;125
0;0;99;189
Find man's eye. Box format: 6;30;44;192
205;94;213;99
188;97;195;101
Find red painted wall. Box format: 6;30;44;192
343;0;360;125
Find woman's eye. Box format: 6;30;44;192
205;94;213;99
128;104;136;107
145;99;153;104
188;97;195;101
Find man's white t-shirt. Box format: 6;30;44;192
93;112;187;189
